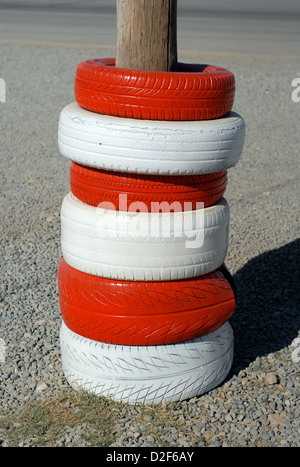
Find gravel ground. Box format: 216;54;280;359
0;43;299;447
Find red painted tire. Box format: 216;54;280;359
74;58;235;121
70;162;227;211
58;258;236;346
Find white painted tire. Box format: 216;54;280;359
60;320;234;404
58;102;245;175
61;193;230;281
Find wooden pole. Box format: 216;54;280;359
116;0;177;71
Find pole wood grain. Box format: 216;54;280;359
116;0;177;71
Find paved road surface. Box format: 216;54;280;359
0;0;299;56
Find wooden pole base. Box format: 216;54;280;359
116;0;177;71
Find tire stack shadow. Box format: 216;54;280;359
231;239;300;373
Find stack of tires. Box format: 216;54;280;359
57;59;245;404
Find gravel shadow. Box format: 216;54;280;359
230;238;300;373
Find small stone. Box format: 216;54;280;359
268;414;286;427
214;440;223;447
35;382;48;392
34;320;47;326
241;378;248;386
193;422;205;432
265;372;278;385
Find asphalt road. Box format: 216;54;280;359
0;0;300;56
